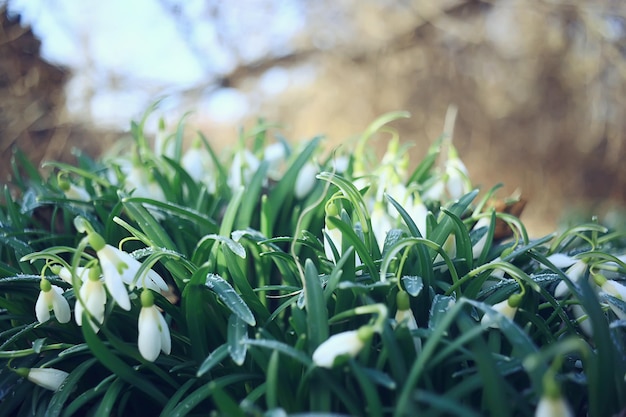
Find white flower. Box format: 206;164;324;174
35;279;71;324
62;183;91;202
181;144;216;193
601;279;626;320
571;304;593;336
16;367;69;391
75;268;107;332
370;202;393;251
445;153;471;200
56;266;90;285
545;253;577;269
422;179;446;202
323;225;343;264
395;307;422;354
312;327;373;368
601;279;626;300
138;290;171;361
294;162;318;199
472;217;492;259
554;260;588;298
228;149;260;190
263;142;288;180
405;198;428;238
535;394;573;417
481;298;519;329
332;155;350;174
89;232;168;311
125;165;166;203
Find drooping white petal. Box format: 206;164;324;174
545;253;577;269
312;330;364;368
50;286;71;324
472;217;492;259
35;291;51;323
534;395;574;417
57;266;90;285
138;305;170;361
395;309;418;330
555;260;588;298
324;226;342;264
481;299;518;329
35;286;70;324
75;279;107;331
601;279;626;300
98;245;131;310
370;203;393;251
157;312;171;355
294;162;318;199
64;184;91;202
25;368;69;391
143;269;168;292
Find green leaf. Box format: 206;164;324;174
428;294;456;331
93;377;126;417
303;259;329;351
197;344;229;377
402;276;423;297
244;339;313;367
236;160;269;229
265;136;322;230
168;374;258;417
46;358;98;417
227;314;248;365
80;312;168;406
205;273;256;326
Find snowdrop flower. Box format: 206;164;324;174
137;290;171;362
264;142;288;180
370;202;393;251
332;155;350;174
545;253;578;269
228;148;260;190
35;278;71;324
600;278;626;300
312;326;374;368
181;141;216;193
124;164;166;203
75;266;106;332
88;231;168;311
595;274;626;320
59;178;90;202
445;146;472;200
434;234;456;270
481;293;522;329
535;373;573;417
472;216;492;259
422;178;446;203
323;223;343;264
54;265;90;285
535;395;574;417
294;162;318;199
394;291;422;353
554;260;588;298
15;367;69;391
385;183;428;238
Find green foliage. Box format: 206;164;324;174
1;109;626;416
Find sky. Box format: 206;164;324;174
5;0;308;130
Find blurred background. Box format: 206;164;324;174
1;0;626;235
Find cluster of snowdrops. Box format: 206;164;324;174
1;110;625;417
